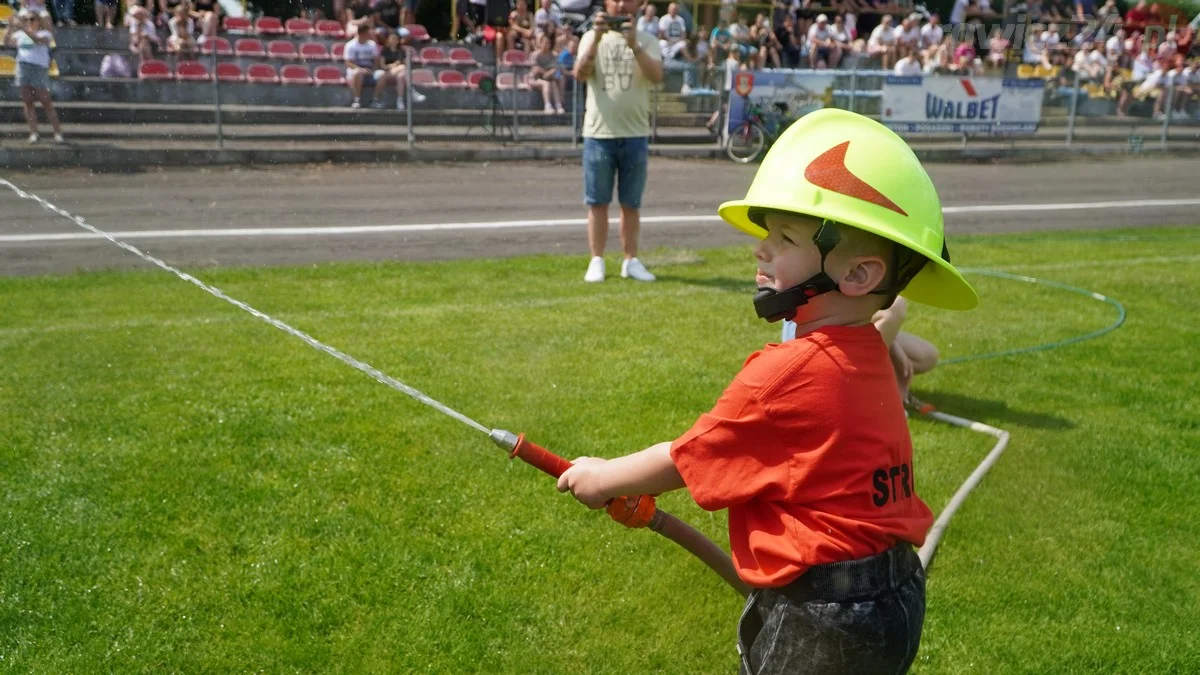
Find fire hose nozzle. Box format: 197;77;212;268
489;429;519;451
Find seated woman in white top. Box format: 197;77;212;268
868;15;898;69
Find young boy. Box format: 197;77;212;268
557;108;977;673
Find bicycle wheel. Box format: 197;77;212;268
725;122;767;164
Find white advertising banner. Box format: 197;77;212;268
881;76;1044;134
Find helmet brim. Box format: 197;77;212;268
718;199;979;311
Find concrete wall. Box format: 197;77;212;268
0;76;563;111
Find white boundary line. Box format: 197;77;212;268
3;196;1200;243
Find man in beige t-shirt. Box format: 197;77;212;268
574;0;664;283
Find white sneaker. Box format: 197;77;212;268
351;98;361;109
680;84;691;95
584;256;605;283
620;257;656;282
27;133;39;144
396;98;406;111
411;90;427;103
53;133;64;144
544;104;555;113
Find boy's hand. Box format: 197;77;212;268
556;457;611;509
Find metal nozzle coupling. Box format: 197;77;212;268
489;429;519;451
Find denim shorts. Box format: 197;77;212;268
737;544;926;675
582;136;649;209
15;62;50;91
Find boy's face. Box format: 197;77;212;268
753;212;826;294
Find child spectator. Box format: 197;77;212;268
379;31;427;111
166;3;196;59
530;34;566;114
556;108;977;674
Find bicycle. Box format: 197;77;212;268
725;99;794;164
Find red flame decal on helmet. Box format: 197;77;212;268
804;141;908;216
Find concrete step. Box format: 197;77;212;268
0;122;716;145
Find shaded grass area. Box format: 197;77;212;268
1;227;1197;672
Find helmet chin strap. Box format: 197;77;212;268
753;219;842;323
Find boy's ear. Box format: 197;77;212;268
837;254;888;298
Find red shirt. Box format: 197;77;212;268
670;325;934;588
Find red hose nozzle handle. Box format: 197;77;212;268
489;430;657;527
491;430;573;478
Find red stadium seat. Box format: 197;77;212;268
437;70;468;89
175;61;210;81
138;59;172;80
448;47;477;66
495;71;529;90
465;70;489;89
315;19;345;38
410;68;437;88
216;62;245;82
404;24;430;41
200;36;232;56
331;42;345;61
313;65;346;86
501;49;528;66
245;63;280;84
279;64;313;85
234;38;266;58
285;18;313;36
299;42;329;60
255;16;285;35
223;16;252;34
419;46;449;65
267;40;298;59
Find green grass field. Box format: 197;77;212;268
2;227;1197;672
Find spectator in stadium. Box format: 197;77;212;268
49;0;74;27
574;0;664;283
374;0;402;32
710;16;734;67
986;26;1009;70
1072;38;1108;82
752;13;776;69
831;14;854;55
808;14;842;69
636;2;660;40
730;14;758;65
1166;60;1196;117
534;0;560;41
344;0;375;35
1118;58;1167;117
558;34;578;73
126;5;160;62
659;2;688;60
693;25;710;70
507;0;535;53
1124;0;1152;36
894;46;922;75
166;3;197;58
95;0;116;29
191;0;219;39
380;30;427;110
665;30;703;93
530;34;566;114
894;14;921;53
867;14;898;69
399;0;418;29
924;37;952;73
344;23;391;109
2;10;64;144
776;12;802;68
920;12;943;58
